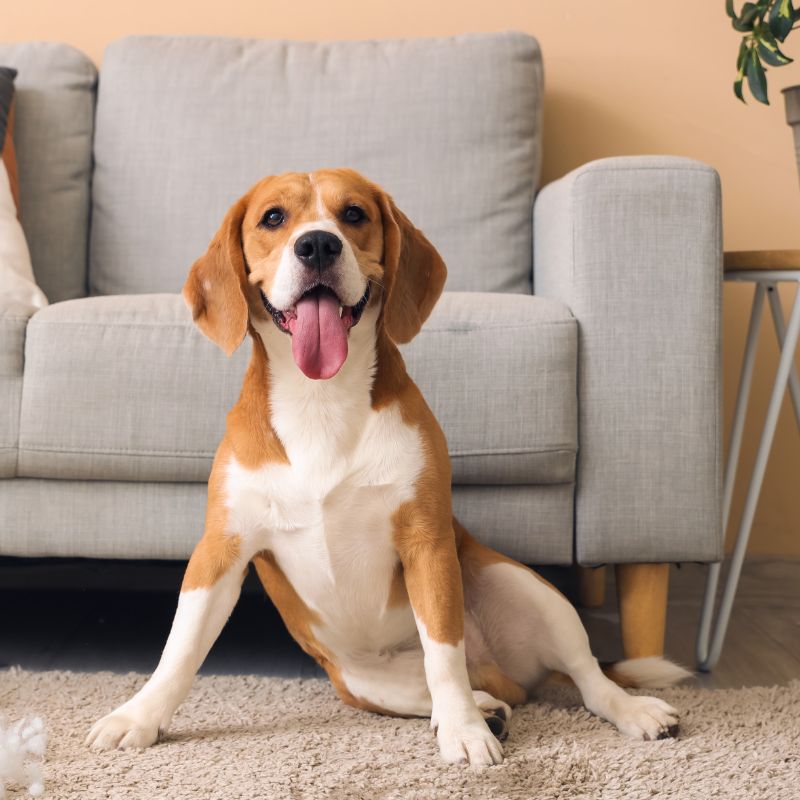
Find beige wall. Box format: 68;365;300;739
6;0;800;554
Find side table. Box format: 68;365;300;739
697;250;800;671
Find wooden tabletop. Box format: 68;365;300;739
724;250;800;272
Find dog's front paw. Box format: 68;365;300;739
609;694;680;741
435;717;504;766
86;705;162;751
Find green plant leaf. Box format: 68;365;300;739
757;26;794;64
759;24;788;49
746;47;769;103
768;0;793;40
758;41;789;64
734;41;748;103
732;1;761;29
736;38;750;70
741;1;761;18
726;0;737;17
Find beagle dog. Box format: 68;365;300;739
87;169;688;766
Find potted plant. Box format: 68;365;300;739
727;0;800;172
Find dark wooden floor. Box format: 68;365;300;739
0;557;798;688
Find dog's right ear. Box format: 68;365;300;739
374;189;447;345
183;192;252;356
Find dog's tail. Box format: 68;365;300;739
602;657;693;688
549;657;693;689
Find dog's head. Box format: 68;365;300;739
183;169;447;379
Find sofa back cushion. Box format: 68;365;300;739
89;33;542;297
0;43;96;303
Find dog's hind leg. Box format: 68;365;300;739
457;522;686;741
86;530;247;751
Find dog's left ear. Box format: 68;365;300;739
375;190;447;344
183;192;253;356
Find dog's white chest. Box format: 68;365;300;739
224;398;424;652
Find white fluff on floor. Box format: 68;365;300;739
0;716;46;799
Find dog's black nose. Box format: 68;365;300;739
294;230;343;271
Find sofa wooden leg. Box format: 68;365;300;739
614;563;669;659
576;566;606;608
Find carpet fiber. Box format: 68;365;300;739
2;669;799;799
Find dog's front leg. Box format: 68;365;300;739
399;534;503;767
86;533;246;750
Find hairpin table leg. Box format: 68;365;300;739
697;281;800;671
766;284;800;429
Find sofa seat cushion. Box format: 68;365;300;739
17;292;577;484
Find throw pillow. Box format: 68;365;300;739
0;67;19;211
0;66;47;310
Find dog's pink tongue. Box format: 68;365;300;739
289;289;348;379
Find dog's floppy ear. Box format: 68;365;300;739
183;192;252;356
375;190;447;344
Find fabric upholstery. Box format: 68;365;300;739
89;33;542;297
0;43;96;303
534;156;723;564
0;479;573;564
17;292;577;486
0;299;36;477
403;293;577;484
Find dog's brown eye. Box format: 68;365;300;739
261;207;285;228
342;205;366;225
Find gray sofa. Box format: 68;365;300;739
0;33;722;570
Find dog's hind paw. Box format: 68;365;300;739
472;690;513;742
608;694;680;741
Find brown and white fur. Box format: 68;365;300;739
87;169;689;766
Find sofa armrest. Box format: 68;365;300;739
533;156;722;564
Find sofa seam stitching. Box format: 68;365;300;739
26;319;577;333
17;445;577;458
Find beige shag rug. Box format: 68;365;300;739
2;669;799;799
